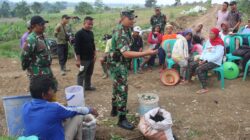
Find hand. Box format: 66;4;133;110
145;48;158;55
76;59;80;68
90;108;98;117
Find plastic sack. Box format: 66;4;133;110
82;114;96;140
138;107;174;140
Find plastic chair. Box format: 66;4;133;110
133;58;138;73
212;65;225;89
243;60;250;81
224;35;243;62
162;39;177;69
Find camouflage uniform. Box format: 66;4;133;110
150;13;167;33
108;24;132;116
21;32;57;86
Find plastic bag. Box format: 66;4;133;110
138;107;174;140
82;114;96;140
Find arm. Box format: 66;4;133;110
233;13;242;30
122;51;150;58
54;24;61;38
163;15;167;25
150;16;154;26
56;103;91;119
74;32;81;67
21;37;35;70
206;45;224;63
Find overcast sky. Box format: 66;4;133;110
8;0;230;4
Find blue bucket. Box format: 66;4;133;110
2;95;32;136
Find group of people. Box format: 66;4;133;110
18;1;250;139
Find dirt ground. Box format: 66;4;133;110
0;54;250;140
1;5;250;140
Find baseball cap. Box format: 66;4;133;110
121;9;138;20
230;1;237;6
133;26;142;33
30;16;49;25
62;14;71;19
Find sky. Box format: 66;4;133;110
7;0;229;5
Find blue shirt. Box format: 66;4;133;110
200;41;224;66
22;99;90;140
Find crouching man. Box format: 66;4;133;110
22;75;98;140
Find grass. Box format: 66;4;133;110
0;136;17;140
0;5;195;58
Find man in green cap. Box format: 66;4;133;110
21;16;57;87
150;6;167;33
108;10;158;130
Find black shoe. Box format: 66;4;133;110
85;86;96;91
117;115;135;130
110;106;118;117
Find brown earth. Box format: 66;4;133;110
1;5;250;140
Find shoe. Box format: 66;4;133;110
117;115;135;130
85;86;96;91
60;70;66;76
110;106;118;117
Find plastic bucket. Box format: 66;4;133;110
65;85;85;106
138;93;159;116
2;95;32;136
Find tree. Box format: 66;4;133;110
74;2;94;15
13;1;31;20
0;1;11;17
145;0;157;8
31;2;43;14
94;0;104;8
237;0;250;16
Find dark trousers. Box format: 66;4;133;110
232;46;250;71
77;59;95;89
189;61;218;89
57;44;68;70
158;47;166;65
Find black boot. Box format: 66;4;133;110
117;115;135;130
110;106;118;117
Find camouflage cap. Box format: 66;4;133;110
120;9;138;19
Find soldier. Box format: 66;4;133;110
21;16;57;87
54;15;72;76
150;6;167;33
108;10;158;130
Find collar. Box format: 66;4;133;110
31;98;48;103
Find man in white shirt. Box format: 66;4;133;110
216;2;229;30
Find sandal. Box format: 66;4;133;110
196;89;209;94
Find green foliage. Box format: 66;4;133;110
206;0;212;8
0;1;11;17
145;0;157;8
13;1;31;20
74;2;94;15
110;134;125;140
237;0;250;16
0;39;20;58
42;2;67;14
31;2;43;14
94;0;104;8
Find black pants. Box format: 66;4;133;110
57;44;68;70
232;46;250;71
77;59;95;89
189;61;218;89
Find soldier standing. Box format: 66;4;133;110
21;16;57;87
150;6;167;33
54;15;72;76
108;10;158;130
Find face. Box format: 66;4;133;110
33;23;46;34
230;4;237;10
196;25;203;32
221;24;228;31
222;3;228;11
155;9;161;15
185;33;192;41
122;17;135;28
62;18;70;24
42;87;56;102
166;27;173;34
84;20;94;30
209;31;216;40
133;31;139;36
155;26;161;33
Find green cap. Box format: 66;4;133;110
120;9;138;19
